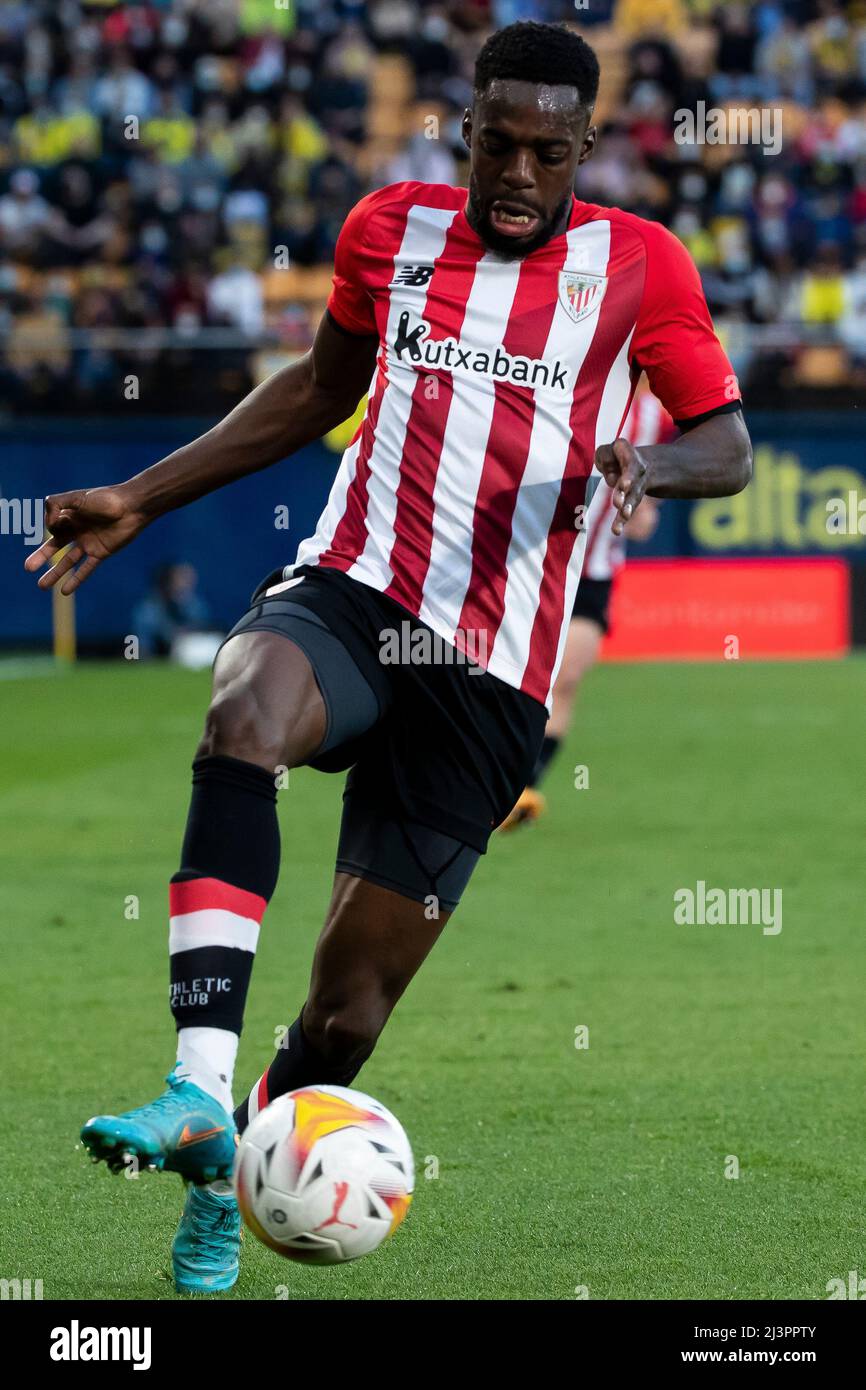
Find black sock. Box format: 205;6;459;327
169;755;280;1037
531;734;561;787
234;1013;369;1132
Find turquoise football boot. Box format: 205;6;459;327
81;1065;236;1184
172;1184;241;1294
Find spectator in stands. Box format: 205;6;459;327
616;0;686;40
711;3;763;101
788;242;848;324
131;562;213;660
3;282;71;405
755;14;815;103
385;128;458;186
207;255;265;337
93;46;155;124
839;250;866;365
2;0;866;413
0;169;59;260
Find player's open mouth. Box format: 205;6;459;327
489;201;541;238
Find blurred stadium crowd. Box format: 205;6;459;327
2;0;866;412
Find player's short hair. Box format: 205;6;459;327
474;21;600;110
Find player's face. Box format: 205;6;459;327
463;80;596;261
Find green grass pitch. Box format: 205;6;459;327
0;655;862;1300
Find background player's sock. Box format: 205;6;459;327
234;1013;366;1132
531;734;561;787
169;754;280;1109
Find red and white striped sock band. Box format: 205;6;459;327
169;876;267;1034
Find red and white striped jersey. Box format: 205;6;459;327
288;181;738;707
582;392;675;582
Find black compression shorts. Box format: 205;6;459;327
570;576;613;634
219;565;547;908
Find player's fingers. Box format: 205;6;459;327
611;483;640;532
611;437;641;485
24;537;62;572
594;443;620;487
613;441;647;507
60;553;102;595
44;491;86;528
594;442;616;467
611;481;647;536
37;546;82;590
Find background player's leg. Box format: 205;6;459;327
539;614;604;770
498;615;604;832
236;874;450;1125
169;630;328;1112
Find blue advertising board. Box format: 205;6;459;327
1;412;864;645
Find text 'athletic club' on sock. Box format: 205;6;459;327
169;876;267;1032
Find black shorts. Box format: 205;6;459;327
220;565;547;905
571;577;613;634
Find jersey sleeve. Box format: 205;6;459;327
629;222;741;426
326;191;381;337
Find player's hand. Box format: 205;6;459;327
23;485;150;594
594;438;649;537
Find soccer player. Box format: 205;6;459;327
25;21;752;1293
499;384;673;830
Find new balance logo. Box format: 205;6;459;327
390;263;435;287
391;311;571;393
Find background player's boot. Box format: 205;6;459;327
81;1065;236;1183
497;787;546;832
172;1184;241;1294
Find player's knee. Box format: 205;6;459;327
198;681;285;769
304;994;387;1070
554;673;579;705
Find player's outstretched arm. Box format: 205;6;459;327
596;411;752;537
24;312;379;593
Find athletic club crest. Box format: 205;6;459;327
558;270;608;325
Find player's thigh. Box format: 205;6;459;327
201;629;327;769
548;617;603;736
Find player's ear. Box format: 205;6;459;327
578;121;597;165
461;108;473;151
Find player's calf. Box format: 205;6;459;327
235;870;456;1132
302;991;385;1077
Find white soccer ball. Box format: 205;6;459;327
233;1085;414;1264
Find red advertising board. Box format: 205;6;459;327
600;558;850;662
